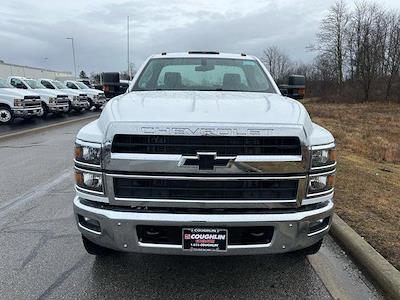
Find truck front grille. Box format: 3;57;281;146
111;135;301;156
113;177;298;201
23;101;41;108
56;96;69;104
24;96;40;100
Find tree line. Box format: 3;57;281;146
262;0;400;102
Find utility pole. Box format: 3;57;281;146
127;16;131;80
66;37;77;79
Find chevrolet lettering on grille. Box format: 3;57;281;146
178;152;236;170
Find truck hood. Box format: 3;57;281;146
0;88;39;98
31;89;67;98
58;88;81;96
97;91;314;143
80;88;103;95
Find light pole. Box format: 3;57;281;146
43;57;48;71
66;37;77;79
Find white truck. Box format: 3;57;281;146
8;77;69;118
0;78;42;124
39;79;90;112
64;80;107;110
73;52;336;256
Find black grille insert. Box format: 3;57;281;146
113;177;298;200
111;135;301;156
24;95;40;100
23;101;41;108
137;225;274;245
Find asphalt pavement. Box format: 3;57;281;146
0;109;100;136
0;119;385;300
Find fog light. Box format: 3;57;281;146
308;217;330;234
78;215;101;233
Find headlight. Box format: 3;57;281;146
74;140;101;166
73;96;79;100
48;97;56;103
75;169;103;193
308;172;335;196
93;94;99;99
311;143;336;169
14;99;23;107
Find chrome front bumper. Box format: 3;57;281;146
48;103;69;112
74;196;333;255
72;100;90;109
12;107;43;117
92;97;106;105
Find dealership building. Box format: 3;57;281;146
0;60;73;80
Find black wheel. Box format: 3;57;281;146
82;235;114;256
0;106;14;124
88;99;94;109
67;101;73;113
73;108;84;113
294;239;323;256
94;104;102;110
40;102;49;118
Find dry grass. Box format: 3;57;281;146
305;100;400;163
303;100;400;269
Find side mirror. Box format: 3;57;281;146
279;88;288;96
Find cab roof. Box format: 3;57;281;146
150;52;256;60
8;76;36;81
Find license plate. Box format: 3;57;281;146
182;228;227;252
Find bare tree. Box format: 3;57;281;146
383;13;400;100
347;2;388;101
301;0;400;101
261;46;291;83
311;0;349;84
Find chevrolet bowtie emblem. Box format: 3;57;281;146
178;152;236;170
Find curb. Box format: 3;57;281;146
0;114;100;142
330;214;400;300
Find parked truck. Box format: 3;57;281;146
39;79;90;112
0;78;42;124
64;80;107;110
99;72;130;99
8;76;69;117
73;52;336;256
279;75;306;100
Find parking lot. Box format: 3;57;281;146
0;118;384;300
0;110;100;136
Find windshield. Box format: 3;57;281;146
25;79;46;89
52;81;67;89
0;79;13;88
132;57;275;93
76;82;89;89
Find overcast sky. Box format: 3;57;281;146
1;0;399;74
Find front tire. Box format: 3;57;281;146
294;239;323;256
94;104;102;110
0;106;14;124
40;102;49;118
88;99;94;110
82;235;114;256
67;101;73;113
